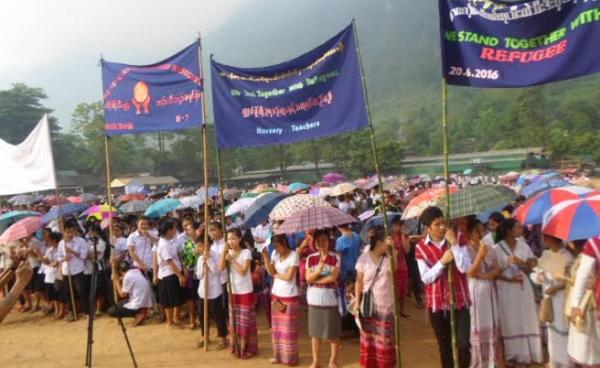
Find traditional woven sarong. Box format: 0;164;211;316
229;292;258;359
359;310;396;368
271;296;300;366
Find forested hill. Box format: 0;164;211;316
205;0;600;160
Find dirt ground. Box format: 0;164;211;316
0;299;440;368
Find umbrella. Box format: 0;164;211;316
225;197;255;217
66;196;81;203
309;187;331;197
402;186;458;220
118;193;146;203
0;211;40;232
240;191;260;199
542;195;600;241
120;200;152;214
515;186;597;226
82;204;120;220
178;195;205;210
270;194;331;221
41;203;89;225
79;193;98;203
144;198;181;218
43;195;68;206
359;212;401;242
329;182;357;197
322;173;346;184
520;174;569;198
288;182;310;193
244;192;290;228
196;186;219;199
277;206;356;234
353;178;369;189
9;194;42;206
435;185;516;220
358;209;376;221
0;216;42;244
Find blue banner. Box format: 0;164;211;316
439;0;600;87
101;42;203;135
211;23;369;149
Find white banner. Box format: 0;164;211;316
0;115;57;195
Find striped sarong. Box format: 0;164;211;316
271;296;300;366
229;292;258;359
360;310;396;368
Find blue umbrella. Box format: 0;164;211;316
0;210;40;232
41;203;89;225
244;192;290;228
144;198;181;218
288;182;310;193
360;212;401;242
521;174;569;198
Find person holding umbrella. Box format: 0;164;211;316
306;229;341;368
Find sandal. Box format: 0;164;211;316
216;341;227;351
269;358;278;364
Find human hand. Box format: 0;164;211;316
152;275;158;286
444;228;457;245
570;307;582;320
440;249;454;265
477;243;488;257
545;286;558;296
15;261;33;286
178;274;187;287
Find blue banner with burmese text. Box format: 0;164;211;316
439;0;600;87
101;42;203;135
211;23;369;149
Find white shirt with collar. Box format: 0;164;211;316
252;223;272;250
416;234;471;285
210;238;227;284
84;237;106;274
57;236;88;275
127;230;158;270
195;250;223;300
122;268;154;310
157;236;182;279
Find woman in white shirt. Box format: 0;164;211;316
219;227;257;359
156;219;186;327
261;234;300;366
40;232;62;320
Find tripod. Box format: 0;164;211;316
85;237;138;368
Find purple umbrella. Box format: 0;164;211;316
322;173;346;184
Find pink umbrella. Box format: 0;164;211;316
277;206;356;234
0;216;42;244
322;173;346;184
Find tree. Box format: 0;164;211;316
0;83;60;144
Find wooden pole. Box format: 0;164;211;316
104;136;119;304
197;33;211;352
353;18;402;368
442;78;459;368
215;149;227;232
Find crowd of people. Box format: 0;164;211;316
0;176;599;368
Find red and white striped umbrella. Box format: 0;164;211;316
269;194;331;221
277;206;356;234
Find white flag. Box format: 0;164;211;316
0;114;57;195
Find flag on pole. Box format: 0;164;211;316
439;0;600;87
211;23;369;149
101;42;204;135
0;114;57;195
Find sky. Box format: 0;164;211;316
0;0;248;129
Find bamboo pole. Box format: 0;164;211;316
442;78;459;368
215;149;226;233
104;136;119;304
353;18;402;368
197;33;211;352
